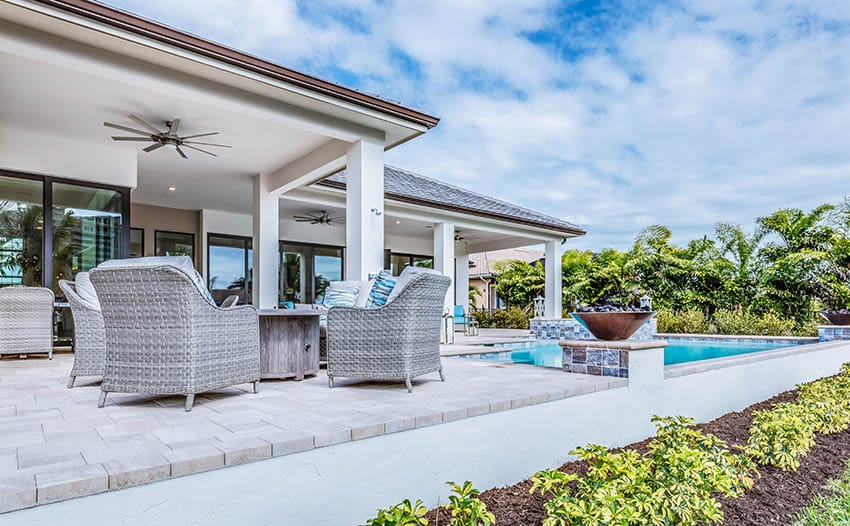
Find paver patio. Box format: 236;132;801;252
0;352;625;513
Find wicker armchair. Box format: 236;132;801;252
0;286;54;359
326;272;451;392
58;279;105;388
90;261;261;411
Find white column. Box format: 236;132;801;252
252;173;279;309
345;139;384;281
433;222;455;312
455;254;469;312
544;239;563;318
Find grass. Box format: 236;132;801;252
795;460;850;525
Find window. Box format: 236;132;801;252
0;175;43;287
52;183;123;291
387;252;433;276
280;242;343;305
155;231;195;261
208;234;252;305
130;228;144;257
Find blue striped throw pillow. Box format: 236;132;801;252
322;286;360;308
365;270;397;308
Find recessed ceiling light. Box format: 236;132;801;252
395;220;401;224
168;186;176;192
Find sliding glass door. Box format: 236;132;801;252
208;234;252;305
0;175;44;287
280;242;343;305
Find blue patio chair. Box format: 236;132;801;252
453;305;468;332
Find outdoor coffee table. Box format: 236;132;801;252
257;309;321;380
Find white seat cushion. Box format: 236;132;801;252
98;256;213;304
73;272;100;310
386;266;443;303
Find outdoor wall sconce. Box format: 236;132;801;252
370;207;382;216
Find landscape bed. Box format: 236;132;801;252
421;382;850;526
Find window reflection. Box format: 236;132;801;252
208;234;252;305
280;242;343;305
0;175;43;287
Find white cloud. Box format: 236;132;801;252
107;0;850;250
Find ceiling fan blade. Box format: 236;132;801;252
182;144;216;157
175;145;188;159
143;142;165;153
129;114;163;134
182;141;231;148
111;136;154;141
180;132;219;140
168;118;181;135
103;122;152;136
294;219;315;222
292;215;316;220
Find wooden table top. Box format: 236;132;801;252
257;309;324;317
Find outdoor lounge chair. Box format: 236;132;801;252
59;276;105;387
453;304;468;332
326;270;451;392
0;286;54;359
90;256;260;411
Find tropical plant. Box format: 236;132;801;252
365;499;429;526
445;481;495;526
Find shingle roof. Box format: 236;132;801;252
468;248;545;278
318;165;585;235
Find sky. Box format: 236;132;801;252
105;0;850;250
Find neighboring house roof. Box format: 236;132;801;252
468;248;545;278
35;0;439;129
320;165;585;236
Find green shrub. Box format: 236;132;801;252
747;402;817;471
531;416;753;526
365;499;428;526
445;481;495;526
471;310;493;328
490;308;529;330
655;308;710;334
711;308;796;336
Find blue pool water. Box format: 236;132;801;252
466;338;802;367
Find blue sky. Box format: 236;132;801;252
106;0;850;250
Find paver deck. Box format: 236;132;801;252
0;352;625;513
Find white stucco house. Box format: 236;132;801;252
0;0;583;332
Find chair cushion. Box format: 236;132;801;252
386;266;443;304
74;272;100;309
324;280;372;308
322;286;359;308
365;271;398;308
98;256;213;304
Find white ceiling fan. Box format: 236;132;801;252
103;114;231;159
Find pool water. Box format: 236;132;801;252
467;339;801;367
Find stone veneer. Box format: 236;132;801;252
531;317;657;341
819;325;850;342
559;339;668;378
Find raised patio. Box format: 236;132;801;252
0;352;624;514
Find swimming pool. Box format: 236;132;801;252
461;338;803;367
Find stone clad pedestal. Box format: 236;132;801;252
559;339;668;385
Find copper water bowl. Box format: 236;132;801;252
821;311;850;326
571;311;656;341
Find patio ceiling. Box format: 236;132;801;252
0;3;433;214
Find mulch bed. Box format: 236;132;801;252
426;387;850;525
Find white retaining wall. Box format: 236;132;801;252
8;341;850;526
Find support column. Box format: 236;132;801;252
252;173;279;309
455;254;469;313
345;139;385;281
433;222;455;313
544;240;563;318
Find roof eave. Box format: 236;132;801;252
317;179;586;237
30;0;440;129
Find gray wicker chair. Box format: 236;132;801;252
0;286;54;359
326;272;451;392
90;262;261;412
58;279;105;388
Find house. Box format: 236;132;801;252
468;247;545;313
0;0;584;327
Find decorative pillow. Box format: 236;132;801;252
365;270;398;309
73;272;100;310
386;266;443;303
322;286;359;308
